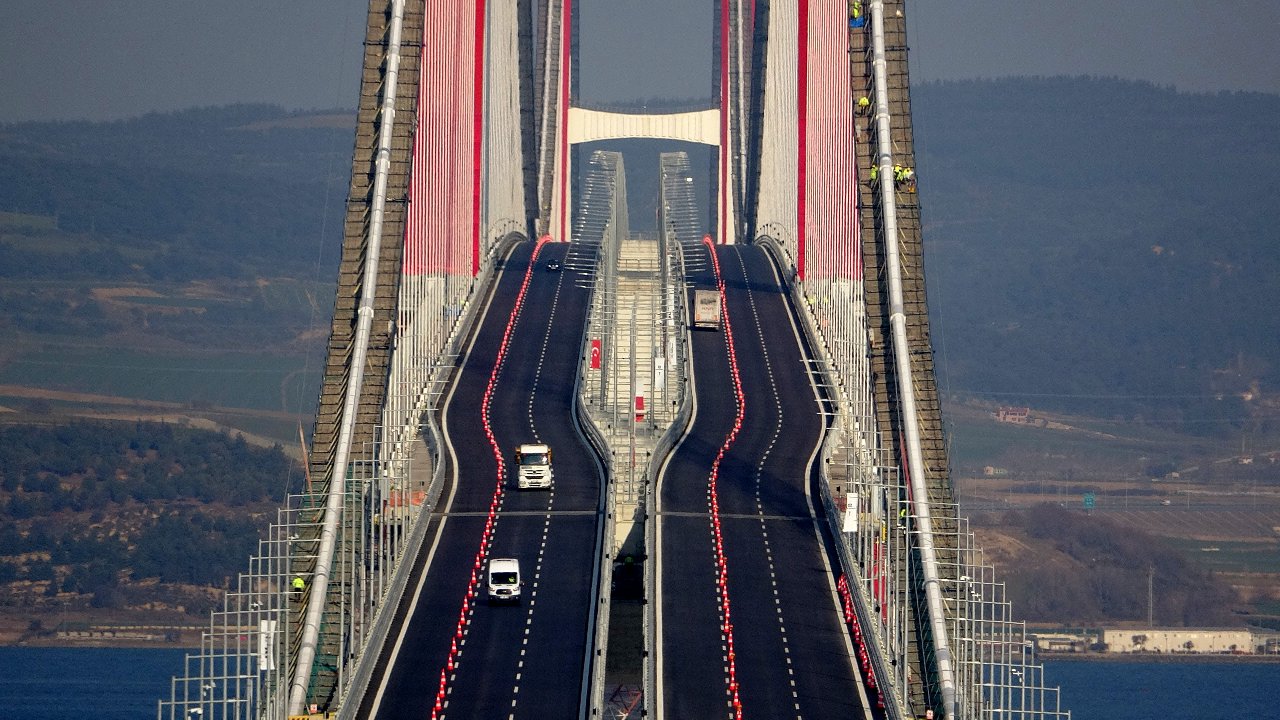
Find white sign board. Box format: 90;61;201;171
259;619;277;671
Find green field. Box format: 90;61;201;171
114;295;233;309
945;404;1252;482
1165;538;1280;574
210;412;309;447
948;412;1138;470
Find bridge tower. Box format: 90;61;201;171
537;0;753;244
288;0;530;713
752;1;961;715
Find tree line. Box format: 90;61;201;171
0;421;300;612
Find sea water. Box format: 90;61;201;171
1046;658;1278;720
0;647;1276;719
0;646;187;720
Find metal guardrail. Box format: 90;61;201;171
575;150;628;718
580;361;616;719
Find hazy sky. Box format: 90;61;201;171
1;0;1277;123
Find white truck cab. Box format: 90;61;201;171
487;558;522;603
515;443;553;489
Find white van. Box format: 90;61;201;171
487;558;522;603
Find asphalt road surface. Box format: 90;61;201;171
657;243;865;719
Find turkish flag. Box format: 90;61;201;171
590;339;601;369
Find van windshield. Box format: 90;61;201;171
491;571;518;585
520;453;549;465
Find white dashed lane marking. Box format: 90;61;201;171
731;247;806;718
499;255;567;716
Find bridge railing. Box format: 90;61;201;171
576;291;616;719
573;150;632;716
576;154;619;713
158;217;526;718
757;233;1069;719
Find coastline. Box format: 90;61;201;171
3;637;203;649
0;625;205;649
1042;651;1280;663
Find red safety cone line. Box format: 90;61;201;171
700;240;747;719
836;574;884;707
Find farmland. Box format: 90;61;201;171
950;403;1280;624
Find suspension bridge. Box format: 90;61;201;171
159;2;1069;718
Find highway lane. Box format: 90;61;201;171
658;243;864;719
657;241;738;719
367;241;604;718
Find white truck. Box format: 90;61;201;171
515;443;553;489
692;289;721;330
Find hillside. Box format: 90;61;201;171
913;77;1280;435
0;421;302;644
0;105;350;442
0;104;351;282
974;504;1240;626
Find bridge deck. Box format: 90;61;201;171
364;242;604;718
657;244;868;719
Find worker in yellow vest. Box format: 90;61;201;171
894;164;916;192
850;1;866;28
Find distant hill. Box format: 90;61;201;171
976;504;1241;626
913;77;1280;436
0;104;351;282
0;105;350;431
